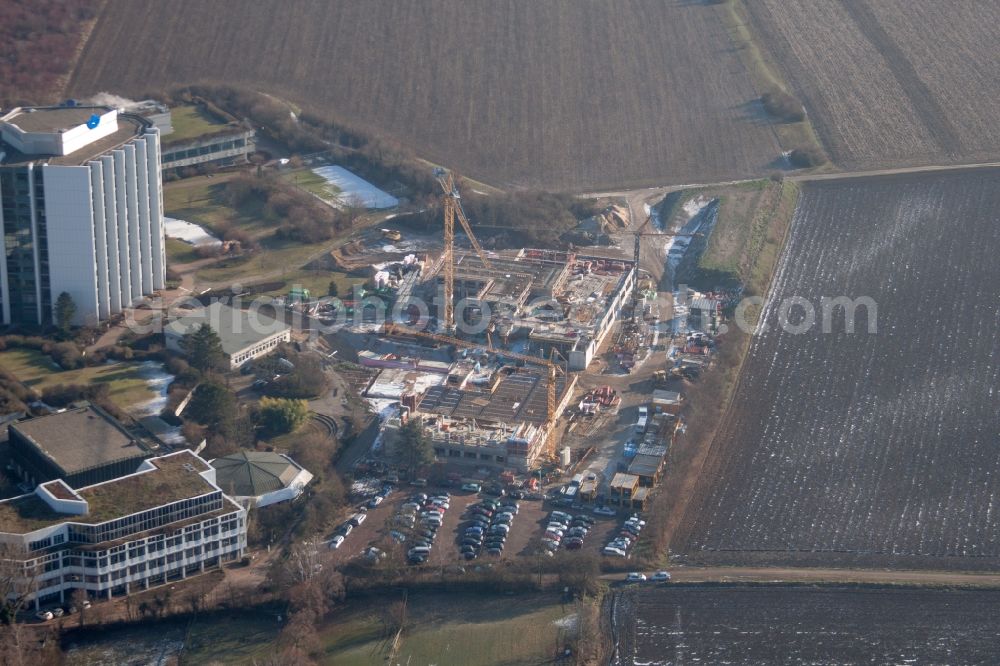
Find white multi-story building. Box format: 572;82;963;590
0;105;166;326
0;450;246;610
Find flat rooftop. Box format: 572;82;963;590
0;113;149;168
11;405;150;476
2;106;109;133
0;451;220;534
165;302;290;357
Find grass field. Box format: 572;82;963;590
163;173;272;239
282;168;341;199
678;169;1000;570
165;237;201;265
321;593;574;665
164;104;228;143
68;0;783;190
0;349;157;410
745;0;1000;171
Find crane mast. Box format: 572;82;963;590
434;168;492;333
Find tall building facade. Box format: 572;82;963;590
0;105;166;326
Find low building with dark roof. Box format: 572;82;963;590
210;451;313;508
7;404;160;489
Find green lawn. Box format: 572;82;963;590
283;168;341;199
254;268;365;299
0;349;157;410
165;237;201;265
163;173;272;239
320;593;573;666
164;104;229;144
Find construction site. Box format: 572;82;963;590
308;169;637;478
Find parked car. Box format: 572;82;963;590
349;513;367;527
35;611;53;622
602;546;627;557
410;478;428;487
461;483;482;492
328;535;345;549
593;506;617;517
626;572;647;582
390;530;407;543
368;495;384;508
337;523;353;536
51;608;64;618
650;571;672;582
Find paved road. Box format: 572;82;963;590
606;565;1000;588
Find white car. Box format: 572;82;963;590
35;610;53;622
650;571;671;582
328;535;345;549
368;495;384;508
626;572;647;582
602;546;627;557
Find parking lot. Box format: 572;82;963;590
325;478;642;569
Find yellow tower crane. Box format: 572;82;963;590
433;167;493;333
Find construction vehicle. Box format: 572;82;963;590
433;167;493;333
381;228;402;242
382;321;567;456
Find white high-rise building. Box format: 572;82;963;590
0;105;166;326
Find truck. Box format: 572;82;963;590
635;406;649;433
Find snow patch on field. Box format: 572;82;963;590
132;361;175;416
312;165;399;209
164;217;221;247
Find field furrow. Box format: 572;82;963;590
681;169;1000;568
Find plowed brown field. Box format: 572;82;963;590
67;0;781;190
746;0;1000;170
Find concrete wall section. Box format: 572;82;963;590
112;150;132;307
100;156;122;314
41;166;99;325
88;162;111;319
133;140;154;293
144;131;166;290
123;144;142;301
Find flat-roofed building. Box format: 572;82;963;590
164;302;291;368
0;105;166;326
0;450;247;609
7;404;162;489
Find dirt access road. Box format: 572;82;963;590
609;566;1000;589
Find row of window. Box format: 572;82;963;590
161;137;249;163
232;334;286;365
435;448;506;463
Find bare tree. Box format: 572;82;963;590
0;542;35;624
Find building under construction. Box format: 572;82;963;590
419;248;635;371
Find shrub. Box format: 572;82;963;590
762;90;805;122
788;146;827;168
